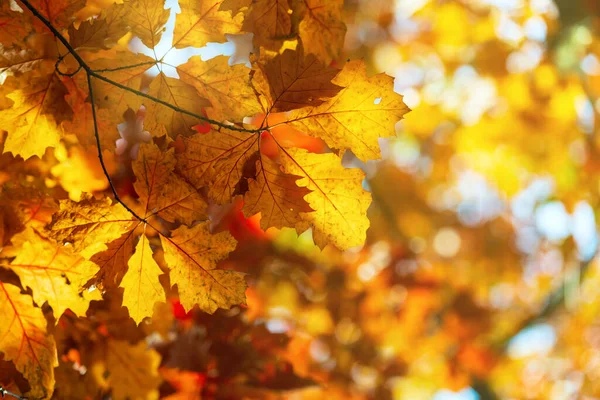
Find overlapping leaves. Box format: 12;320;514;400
0;0;408;397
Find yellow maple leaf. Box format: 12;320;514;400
297;0;346;64
104;340;162;400
0;282;57;399
280;148;371;249
144;73;212;138
86;229;136;290
6;228;101;318
122;0;170;48
0;69;72;159
242;0;292;50
173;0;243;49
120;233;166;325
85;51;155;120
282;59;410;162
177;55;263;122
161;221;245;313
47;195;136;256
177;128;259;204
243;156;313;229
253;47;343;112
133;142;208;224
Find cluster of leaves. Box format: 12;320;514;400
0;0;410;398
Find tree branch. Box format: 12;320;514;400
16;0;265;226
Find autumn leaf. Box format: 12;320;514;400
27;0;86;34
122;0;170;48
0;44;49;78
133;142;208;224
176;128;259;204
253;47;343;112
67;2;131;51
280;148;371;249
84;51;155;123
0;69;72;159
47;195;136;257
0;2;33;46
297;0;346;64
177;55;262;122
5;228;101;319
86;229;136;290
243;156;313;229
0;282;57;399
242;0;292;49
173;0;243;49
283;59;410;162
161;221;245;313
120;233;166;325
144;72;212;138
104;340;162;399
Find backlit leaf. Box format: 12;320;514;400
297;0;346;64
47;195;136;255
242;0;292;49
177;55;262;122
144;73;212;138
280;148;371;249
105;340;162;400
284;59;410;161
133;142;208;224
0;70;72;159
243;156;313;229
0;282;57;399
120;233;166;325
173;0;243;49
253;47;343;112
6;228;101;319
161;221;245;313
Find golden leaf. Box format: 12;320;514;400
280;148;371;249
219;0;251;14
0;70;72;159
67;2;131;51
242;0;292;49
284;59;410;161
133;142;208;224
176;128;259;204
0;282;57;399
47;195;136;255
105;340;162;400
253;47;343;112
86;229;136;290
85;51;155;119
144;73;212;138
243;156;313;229
6;228;101;318
173;0;243;49
177;55;262;122
122;0;170;48
161;221;245;313
119;234;166;325
297;0;346;64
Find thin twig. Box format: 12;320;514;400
86;72;147;223
90;60;161;73
0;386;28;400
16;0;261;134
16;0;264;226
